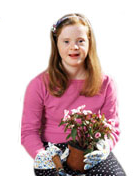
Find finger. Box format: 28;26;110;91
84;150;104;158
84;152;109;164
83;157;102;163
84;159;102;170
61;148;69;160
84;154;104;160
84;164;91;170
83;156;102;163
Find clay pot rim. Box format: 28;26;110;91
68;140;86;151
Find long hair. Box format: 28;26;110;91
44;13;103;97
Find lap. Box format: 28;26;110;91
34;142;126;176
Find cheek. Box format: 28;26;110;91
58;45;67;58
85;44;89;55
57;43;63;55
81;45;89;55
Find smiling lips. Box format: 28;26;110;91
69;53;80;58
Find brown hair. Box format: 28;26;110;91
45;13;103;97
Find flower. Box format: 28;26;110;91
95;132;101;139
71;105;86;114
63;110;70;121
59;105;114;153
71;109;80;114
91;119;96;123
97;113;102;119
77;105;86;111
83;110;92;115
108;119;116;126
51;24;57;33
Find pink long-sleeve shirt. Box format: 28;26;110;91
21;71;120;159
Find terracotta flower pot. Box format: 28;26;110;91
66;142;86;173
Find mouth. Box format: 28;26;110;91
69;53;80;58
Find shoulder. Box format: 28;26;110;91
28;70;48;85
25;71;48;96
101;74;117;95
102;74;113;84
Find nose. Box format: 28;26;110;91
70;42;79;50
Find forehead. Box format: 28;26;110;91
58;24;88;39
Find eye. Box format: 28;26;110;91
64;41;69;44
79;39;85;43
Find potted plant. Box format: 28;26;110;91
59;105;115;173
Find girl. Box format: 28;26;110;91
21;13;126;176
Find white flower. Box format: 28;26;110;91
63;110;70;121
71;105;86;114
103;120;113;130
83;110;92;115
69;124;75;128
63;115;71;121
64;110;69;116
71;109;80;114
84;120;90;124
77;105;86;111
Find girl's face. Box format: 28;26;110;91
57;24;89;70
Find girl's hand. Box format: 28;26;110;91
83;139;110;170
34;142;69;169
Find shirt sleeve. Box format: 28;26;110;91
100;77;120;150
21;76;46;159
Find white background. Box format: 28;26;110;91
0;0;135;175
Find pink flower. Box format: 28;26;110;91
97;113;102;119
91;119;96;123
76;119;82;124
95;132;101;139
108;119;115;126
103;121;112;129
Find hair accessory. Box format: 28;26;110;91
51;15;77;34
51;24;57;33
51;15;91;34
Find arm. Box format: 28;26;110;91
84;77;120;170
100;77;120;150
21;76;45;159
21;75;70;173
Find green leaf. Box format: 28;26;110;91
66;133;71;140
101;114;105;121
71;128;77;141
84;148;94;155
76;114;81;119
64;125;69;132
88;128;92;135
58;121;66;126
101;133;104;138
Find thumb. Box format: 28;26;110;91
84;164;91;170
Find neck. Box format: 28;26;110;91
66;66;86;80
